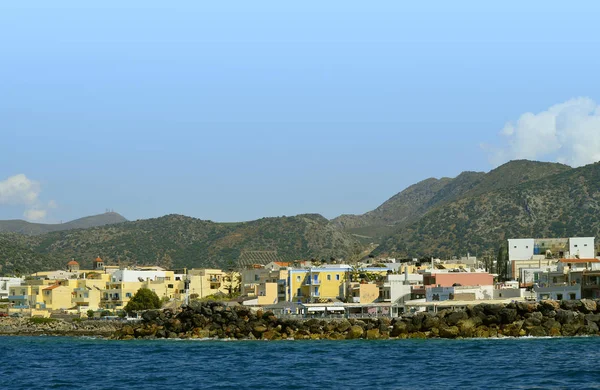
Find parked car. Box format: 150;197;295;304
0;312;8;317
10;313;23;318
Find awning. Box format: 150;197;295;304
307;307;326;312
326;307;346;311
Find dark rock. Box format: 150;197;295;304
446;311;468;326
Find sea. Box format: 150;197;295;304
1;336;599;389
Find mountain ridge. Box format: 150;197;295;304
0;212;128;235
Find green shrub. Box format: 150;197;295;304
28;317;57;324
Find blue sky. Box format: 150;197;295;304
2;1;600;223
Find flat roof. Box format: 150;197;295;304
404;298;527;307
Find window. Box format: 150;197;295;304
570;293;576;300
254;275;259;281
327;275;331;281
574;245;578;248
514;246;517;249
296;276;301;282
126;293;132;298
167;284;174;288
584;244;588;247
336;274;340;281
175;277;181;281
556;294;563;300
526;246;529;249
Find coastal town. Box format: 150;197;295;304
2;236;599;322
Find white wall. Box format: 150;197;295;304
387;276;412;303
508;238;535;260
111;270;166;283
0;277;23;299
569;237;595;259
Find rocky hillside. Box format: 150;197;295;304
332;160;571;242
0;235;63;275
374;161;600;258
0;212;128;235
0;213;362;274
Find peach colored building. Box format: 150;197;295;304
423;272;494;287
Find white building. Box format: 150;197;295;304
534;285;581;301
569;237;596;259
110;269;167;283
508;238;536;261
0;277;23;300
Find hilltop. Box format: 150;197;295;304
332;160;571;241
3;159;599;275
373;161;600;258
0;213;362;274
0;212;128;235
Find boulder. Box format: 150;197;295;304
501;321;524;337
525;326;547;337
581;299;598;313
439;326;459;339
446;311;468;326
366;329;380;340
390;321;408;337
142;310;160;322
457;318;478;338
499;308;518;324
422;315;441;331
346;325;365;340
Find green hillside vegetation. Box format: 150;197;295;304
0;235;63;275
0;212;128;235
332;160;572;241
374;161;600;258
0;213;363;274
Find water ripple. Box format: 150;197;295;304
2;336;600;389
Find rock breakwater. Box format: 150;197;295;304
114;299;600;340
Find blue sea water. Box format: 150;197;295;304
1;336;600;389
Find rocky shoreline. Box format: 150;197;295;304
0;318;121;337
4;299;600;340
114;299;600;340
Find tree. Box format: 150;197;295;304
124;288;161;314
86;309;95;319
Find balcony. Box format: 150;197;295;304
304;279;321;286
8;295;28;301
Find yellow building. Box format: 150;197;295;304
349;282;379;304
289;267;349;303
41;284;73;310
257;283;278;305
187;269;240;299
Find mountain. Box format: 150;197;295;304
0;212;128;235
0;213;363;274
0;234;63;276
373;161;600;258
332;160;571;241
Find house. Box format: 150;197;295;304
582;271;600;299
534;285;580;301
0;277;23;300
508;237;596;280
42;284;72;310
187;268;239;299
288;266;350;303
422;271;494;287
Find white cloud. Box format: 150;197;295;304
0;174;41;205
486;97;600;167
0;174;56;222
23;209;47;221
